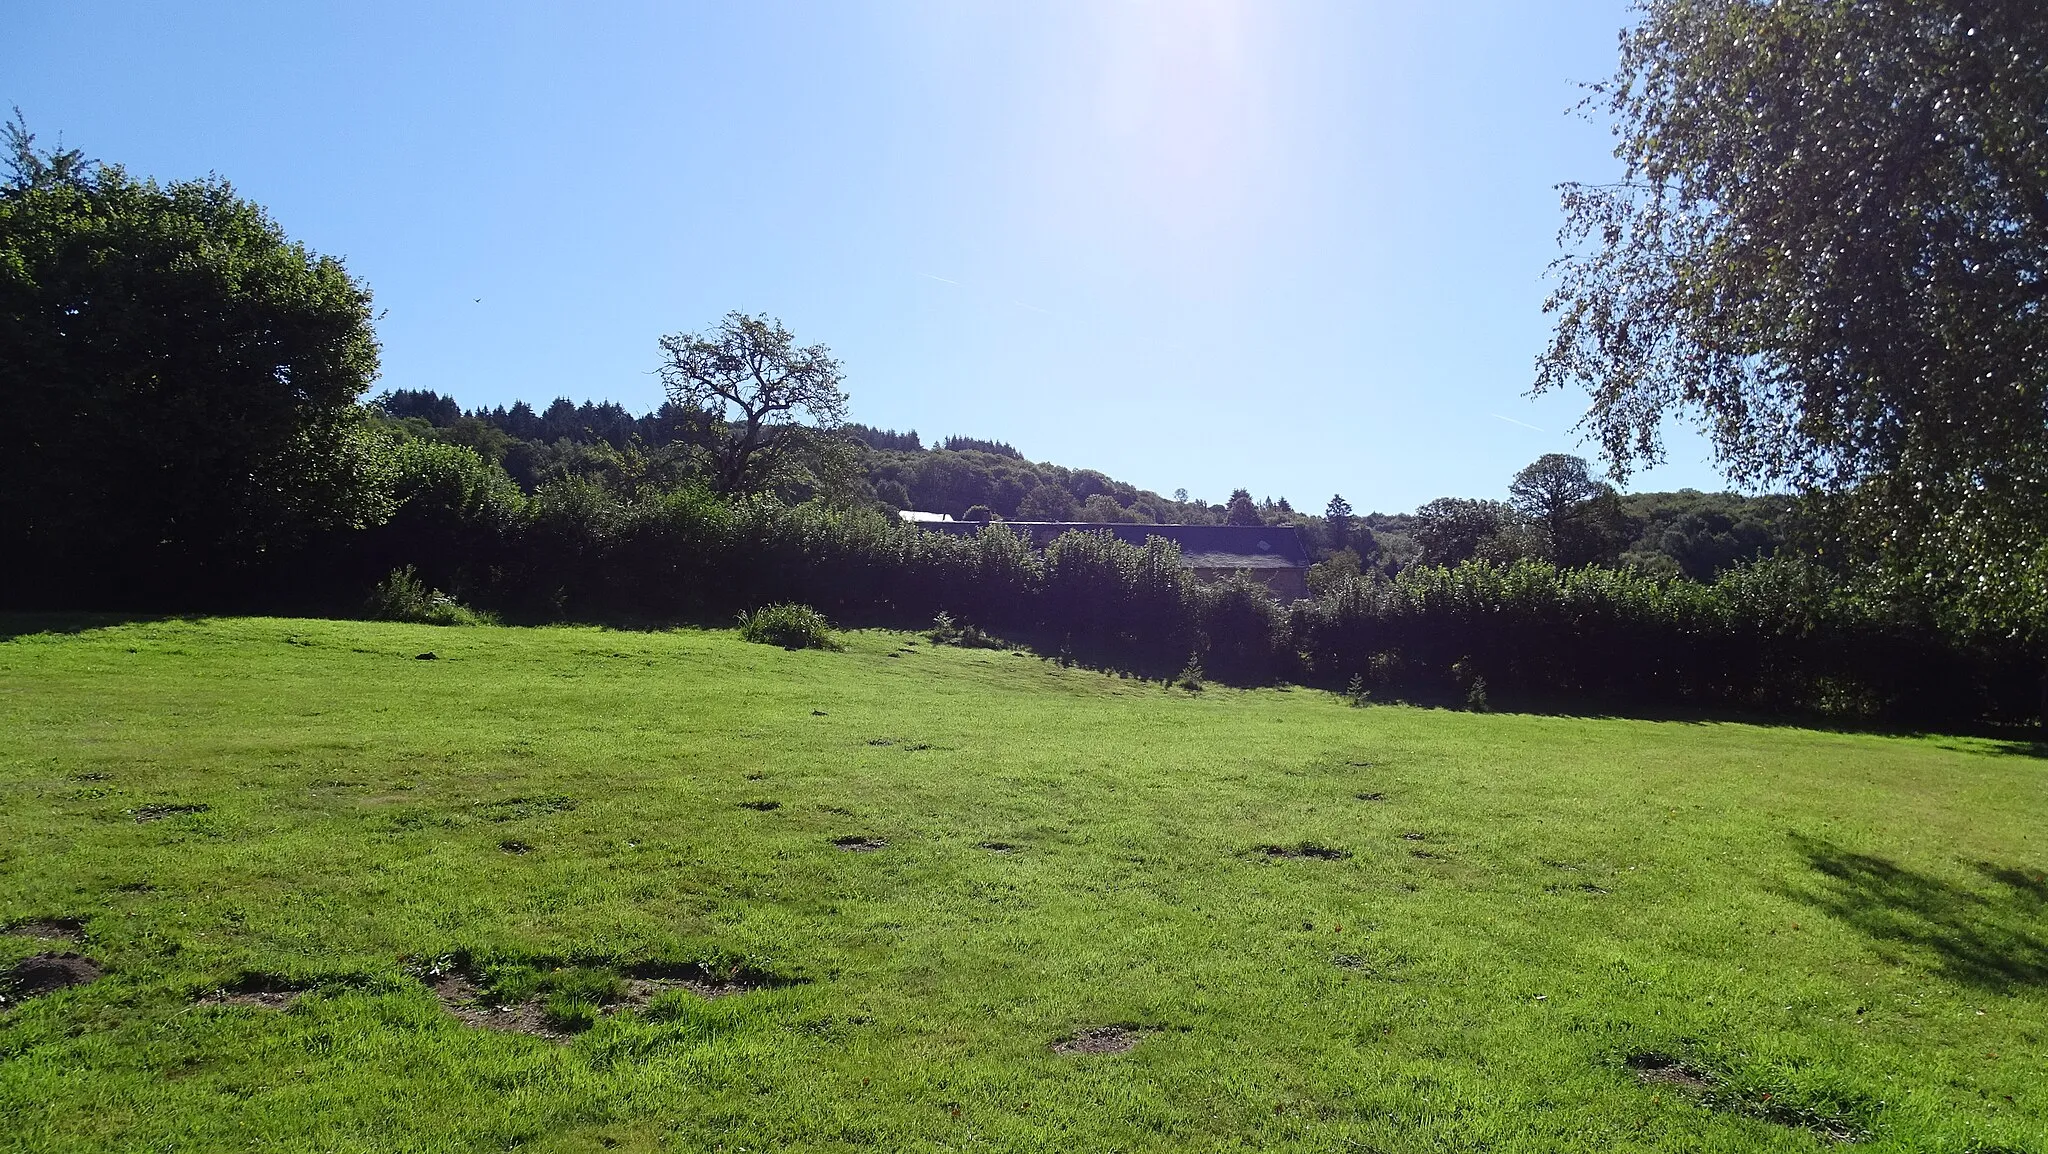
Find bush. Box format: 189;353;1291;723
738;603;841;650
928;611;1002;649
366;566;493;625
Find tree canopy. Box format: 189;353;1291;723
657;312;850;495
1537;0;2048;641
2;114;383;599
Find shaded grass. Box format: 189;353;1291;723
0;615;2044;1151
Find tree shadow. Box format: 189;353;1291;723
0;612;188;643
1440;688;2048;747
1783;833;2048;990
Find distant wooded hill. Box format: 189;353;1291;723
373;391;1795;581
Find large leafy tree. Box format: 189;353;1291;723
1507;453;1634;566
657;312;850;495
1537;1;2048;651
2;115;385;599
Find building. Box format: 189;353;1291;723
912;519;1311;600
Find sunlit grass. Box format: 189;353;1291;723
0;616;2042;1152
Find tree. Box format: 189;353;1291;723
2;114;384;599
1224;489;1261;526
1506;453;1631;565
657;312;849;495
1536;1;2048;655
1324;494;1354;551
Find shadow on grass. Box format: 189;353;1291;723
1374;687;2048;748
0;612;192;643
1784;833;2048;990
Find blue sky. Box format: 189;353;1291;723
7;0;1728;513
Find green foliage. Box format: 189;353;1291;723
926;611;1001;650
1223;489;1261;526
1307;548;1365;595
1539;0;2048;647
332;476;2032;722
2;117;383;600
1174;653;1204;691
365;566;492;626
1614;489;1794;581
657;312;850;496
1344;673;1369;707
1508;454;1632;566
738;603;841;650
1016;482;1080;522
1324;494;1354;550
1412;498;1527;566
939;435;1020;458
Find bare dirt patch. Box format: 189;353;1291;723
426;973;571;1042
499;839;532;855
1400;832;1427;841
475;795;577;822
1628;1052;1715;1092
6;918;84;942
619;961;774;1003
197;974;312;1010
738;800;781;811
134;803;208;823
977;842;1019;853
3;953;102;1004
1254;842;1351;861
1052;1025;1147;1055
834;835;888;852
1355;792;1386;801
1625;1052;1864;1142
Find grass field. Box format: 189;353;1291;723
1;615;2043;1153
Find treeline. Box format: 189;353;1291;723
10;124;2035;728
329;459;2035;726
378;389;1797;581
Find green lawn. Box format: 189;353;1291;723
0;616;2043;1153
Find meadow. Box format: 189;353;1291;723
0;615;2042;1152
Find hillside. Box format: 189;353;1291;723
375;391;1796;577
2;615;2042;1151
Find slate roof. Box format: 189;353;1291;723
918;521;1309;570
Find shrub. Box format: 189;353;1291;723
927;611;1002;649
1345;673;1370;707
1175;654;1205;692
738;603;841;650
1466;676;1491;712
366;566;493;625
